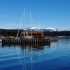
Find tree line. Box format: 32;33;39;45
0;29;70;37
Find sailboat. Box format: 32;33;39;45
2;10;51;46
17;10;34;39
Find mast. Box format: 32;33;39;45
30;11;32;36
23;9;25;37
16;10;25;38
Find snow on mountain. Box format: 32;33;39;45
24;27;56;32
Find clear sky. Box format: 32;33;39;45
0;0;70;30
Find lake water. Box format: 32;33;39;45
0;39;70;70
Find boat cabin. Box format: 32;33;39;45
21;31;45;38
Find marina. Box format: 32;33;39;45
0;0;70;70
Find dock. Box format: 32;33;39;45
2;38;50;46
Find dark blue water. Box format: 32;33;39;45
0;39;70;70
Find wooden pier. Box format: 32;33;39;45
2;38;50;46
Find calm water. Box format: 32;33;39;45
0;39;70;70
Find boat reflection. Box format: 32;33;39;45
2;43;50;51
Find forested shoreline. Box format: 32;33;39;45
0;29;70;37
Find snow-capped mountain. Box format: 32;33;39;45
24;27;56;32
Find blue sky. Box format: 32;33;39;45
0;0;70;30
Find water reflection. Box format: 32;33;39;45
2;43;50;51
0;39;70;70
